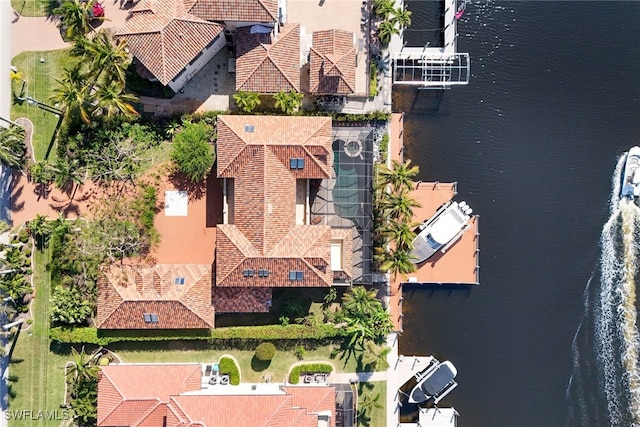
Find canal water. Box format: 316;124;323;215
394;1;640;426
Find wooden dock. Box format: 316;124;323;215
388;113;480;332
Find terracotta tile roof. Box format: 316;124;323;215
215;116;334;289
235;24;301;93
309;30;356;94
115;0;224;85
184;0;278;22
98;364;202;426
212;287;272;312
99;364;337;427
96;264;214;329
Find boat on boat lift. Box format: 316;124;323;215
408;360;458;404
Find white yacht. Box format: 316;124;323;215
409;201;473;264
620;146;640;201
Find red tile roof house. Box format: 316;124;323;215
98;363;339;427
115;0;282;93
96;264;215;329
234;23;301;93
309;30;356;95
214;115;353;313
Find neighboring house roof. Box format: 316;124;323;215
213;287;272;312
215;115;334;288
235;24;301;93
97;264;214;329
115;0;224;85
98;364;337;427
98;364;202;426
309;30;356;94
184;0;278;23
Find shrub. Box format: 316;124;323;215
288;363;333;384
98;357;110;366
294;346;306;361
218;356;240;385
18;230;29;244
23;247;32;258
170;121;216;183
26;319;33;325
255;342;276;361
369;61;378;98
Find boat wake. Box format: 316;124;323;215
568;153;640;426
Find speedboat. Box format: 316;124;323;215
409;201;473;264
409;360;458;404
620;146;640;201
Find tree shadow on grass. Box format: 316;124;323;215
251;356;271;372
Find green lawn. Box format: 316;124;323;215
11;0;57;17
357;381;386;427
8;248;68;427
11;49;76;161
111;342;359;383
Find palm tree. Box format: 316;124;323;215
53;157;85;193
373;0;394;20
392;6;412;30
50;67;91;124
28;214;53;249
379;247;416;280
83;30;131;87
92;82;139;120
0;125;26;168
342;286;380;317
362;341;391;371
384;190;421;221
53;0;96;41
233;90;261;113
67;347;100;381
377;20;399;45
382;220;418;250
377;159;419;193
273;89;304;114
29;160;56;185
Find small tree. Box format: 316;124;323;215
170;121;215;183
273;89;304;114
233;90;261;113
255;342;276;361
377;20;399;45
50;282;94;325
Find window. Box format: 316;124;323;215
289;270;304;281
143;313;159;323
174;277;185;285
289;158;305;169
258;269;270;277
243;269;255;277
244;124;255;132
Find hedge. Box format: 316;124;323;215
218;356;240;385
289;363;333;385
49;324;346;345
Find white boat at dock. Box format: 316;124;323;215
408;360;458;404
620;146;640;201
409;201;473;264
